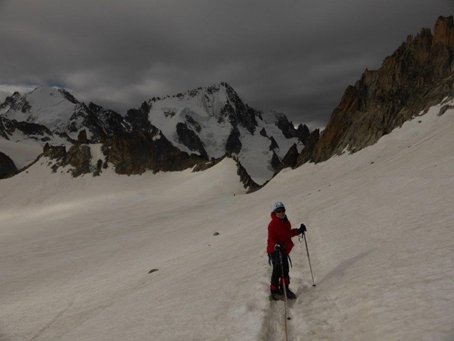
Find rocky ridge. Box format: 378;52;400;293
298;16;454;165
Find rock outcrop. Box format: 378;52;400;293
101;132;205;175
0;152;17;179
299;16;454;164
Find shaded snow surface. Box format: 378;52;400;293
0;102;453;340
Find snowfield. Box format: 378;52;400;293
0;101;453;340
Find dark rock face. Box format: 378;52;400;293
276;115;311;144
281;144;299;169
125;102;154;133
269;136;279;151
0;116;53;141
270;151;282;171
235;159;260;193
0;152;17;178
305;16;454;164
225;127;242;155
44;143;93;176
296;129;320;165
0;92;31;113
176;122;208;159
68;103;127;142
43;144;66;160
67;144;92;177
185;115;202;133
102;132;205;175
0;117;9;139
218;82;258;134
59;89;79;104
14;121;52;138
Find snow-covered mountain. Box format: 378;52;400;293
0;83;312;186
142;82;310;183
0;99;452;340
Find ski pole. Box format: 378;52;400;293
277;249;290;341
303;234;316;287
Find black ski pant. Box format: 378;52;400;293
270;251;290;288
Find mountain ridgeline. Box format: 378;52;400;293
0;83;311;189
1;16;453;188
297;15;454;165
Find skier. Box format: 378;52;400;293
267;201;306;300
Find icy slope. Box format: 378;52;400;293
0;101;452;340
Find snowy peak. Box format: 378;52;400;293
147;82;257;133
1;87;84;131
141;82;308;183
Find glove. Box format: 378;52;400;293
299;223;307;235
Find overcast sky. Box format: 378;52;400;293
0;0;452;127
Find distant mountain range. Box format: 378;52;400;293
1;16;453;190
0;82;313;189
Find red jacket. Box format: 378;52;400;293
267;212;300;254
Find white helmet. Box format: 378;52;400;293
272;201;286;212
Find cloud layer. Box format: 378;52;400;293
1;0;452;127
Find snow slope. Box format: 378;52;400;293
0;138;42;169
0;101;453;340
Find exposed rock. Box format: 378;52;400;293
0;117;9;139
218;82;258;133
270;151;282;171
269;136;279;151
0;116;52;141
281;144;299;169
0;152;17;178
276;114;311;144
235;159;261;193
185;115;202;133
43;144;66;160
102;131;205;175
176;122;208;159
296;129;320;165
225;127;242;155
72;103;127;142
304;16;454;164
78;130;88;143
0;92;31;113
125;102;154;133
67;144;92;177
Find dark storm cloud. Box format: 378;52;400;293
1;0;453;127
